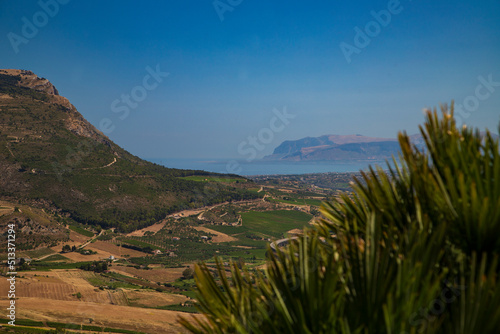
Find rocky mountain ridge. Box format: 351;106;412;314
0;69;255;232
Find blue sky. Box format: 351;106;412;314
1;0;499;160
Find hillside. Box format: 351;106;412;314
0;69;257;232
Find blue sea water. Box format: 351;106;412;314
148;158;393;176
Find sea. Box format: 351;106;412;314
147;158;394;176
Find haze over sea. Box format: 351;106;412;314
148;159;390;176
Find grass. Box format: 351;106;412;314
40;253;68;261
0;318;148;334
28;261;93;271
0;326;52;333
19;247;55;259
303;198;324;206
197;209;312;261
121;238;164;252
68;224;94;237
178;290;198;299
240;210;312;239
0;319;44;327
270;197;324;206
205;224;250;235
85;272;140;289
179;175;244;183
46;321;149;333
159;304;199;313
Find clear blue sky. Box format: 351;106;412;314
1;0;499;159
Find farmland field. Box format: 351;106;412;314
241;210;312;238
19;247;55;259
209;210;312;240
179;175;243;183
270;197;324;206
0;173;346;332
68;224;95;237
111;265;187;284
87;240;150;258
40;253;68;261
0;298;195;334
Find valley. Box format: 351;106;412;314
0;168;355;333
0;69;364;333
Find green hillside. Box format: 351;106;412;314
0;70;257;232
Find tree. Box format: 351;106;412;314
182;267;194;279
180;105;500;334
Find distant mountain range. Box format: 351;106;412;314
264;134;426;162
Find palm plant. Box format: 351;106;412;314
180;104;500;333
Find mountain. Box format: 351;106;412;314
265;134;404;161
266;130;499;162
0;69;257;232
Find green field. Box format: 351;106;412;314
121;238;164;252
68;224;94;237
0;318;148;334
179;175;243;183
241;210;312;238
26;261;94;271
40;253;68;262
19;247;55;259
208;210;312;240
85;272;140;289
269;197;324;206
158;304;198;313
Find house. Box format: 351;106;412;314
153;249;162;255
201;236;208;240
172;237;180;241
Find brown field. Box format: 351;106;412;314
87;240;149;258
57;251;105;262
127;220;167;237
111;265;187;284
0;270;111;304
194;226;237;243
50;230;89;255
0;205;13;216
0;298;198;334
0;270;190;306
56;240;149;262
126;289;189;308
0;269;198;333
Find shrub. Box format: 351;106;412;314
180;105;500;334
